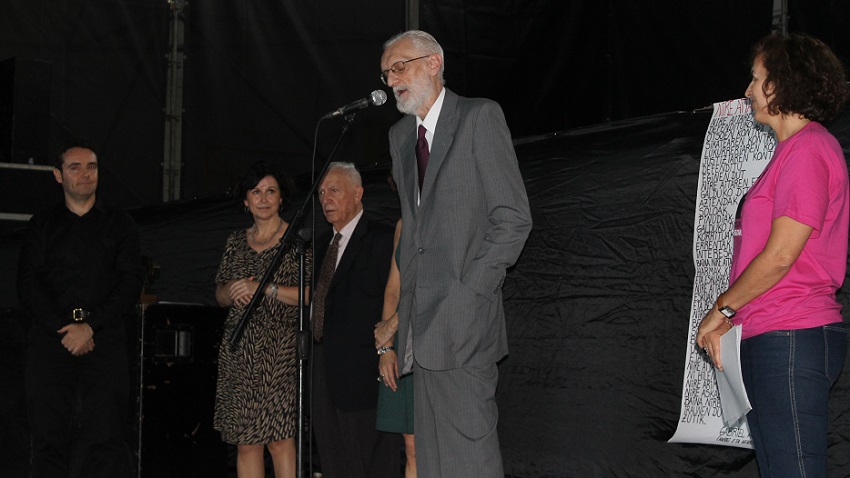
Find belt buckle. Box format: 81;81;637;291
72;308;87;322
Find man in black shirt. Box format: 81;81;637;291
17;140;144;478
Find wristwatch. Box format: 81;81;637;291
716;295;736;319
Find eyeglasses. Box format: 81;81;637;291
380;55;430;85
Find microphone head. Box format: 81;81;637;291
297;226;313;242
370;90;388;106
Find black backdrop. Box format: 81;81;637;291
3;0;850;476
2;106;850;476
3;0;847;211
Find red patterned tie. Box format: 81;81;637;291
416;124;429;190
312;232;341;341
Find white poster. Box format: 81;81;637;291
668;98;775;448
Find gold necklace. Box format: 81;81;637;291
249;219;284;246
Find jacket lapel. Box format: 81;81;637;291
419;89;458;205
399;130;418;214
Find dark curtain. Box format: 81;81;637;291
180;0;406;199
4;1;850;476
420;0;777;135
3;104;850;478
493;107;850;477
0;0;168;208
4;1;848;209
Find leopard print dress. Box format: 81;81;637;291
214;229;311;444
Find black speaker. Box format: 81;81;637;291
0;165;63;237
0;309;30;478
0;57;51;165
134;303;229;478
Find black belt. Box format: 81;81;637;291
70;308;91;322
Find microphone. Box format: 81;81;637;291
322;90;388;119
297;226;312;242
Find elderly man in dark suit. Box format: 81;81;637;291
310;161;399;478
382;30;533;477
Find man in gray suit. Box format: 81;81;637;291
381;30;532;477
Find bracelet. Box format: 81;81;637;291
377;345;395;355
267;283;278;298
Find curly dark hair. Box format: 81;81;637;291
752;32;849;123
235;161;291;210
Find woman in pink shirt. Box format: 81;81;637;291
697;32;849;477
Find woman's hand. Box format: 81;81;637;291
379;350;400;392
375;313;399;348
696;308;732;370
694;217;813;370
228;276;259;307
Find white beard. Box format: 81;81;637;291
394;74;431;116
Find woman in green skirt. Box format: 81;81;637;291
375;219;416;477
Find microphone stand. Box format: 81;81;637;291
228;112;357;478
292;226;311;477
229;114;353;346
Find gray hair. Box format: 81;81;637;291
326;161;362;187
384;30;445;84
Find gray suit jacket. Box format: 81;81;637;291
389;88;532;371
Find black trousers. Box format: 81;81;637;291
311;344;400;478
25;337;131;478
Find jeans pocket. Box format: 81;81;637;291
824;323;847;384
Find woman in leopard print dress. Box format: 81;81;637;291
214;163;311;478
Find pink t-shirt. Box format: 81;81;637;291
730;121;849;339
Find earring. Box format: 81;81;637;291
244;206;249;214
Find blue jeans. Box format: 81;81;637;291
741;323;847;478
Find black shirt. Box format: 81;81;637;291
17;201;144;343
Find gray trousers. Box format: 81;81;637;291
413;359;504;477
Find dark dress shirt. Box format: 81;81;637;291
18;201;144;347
